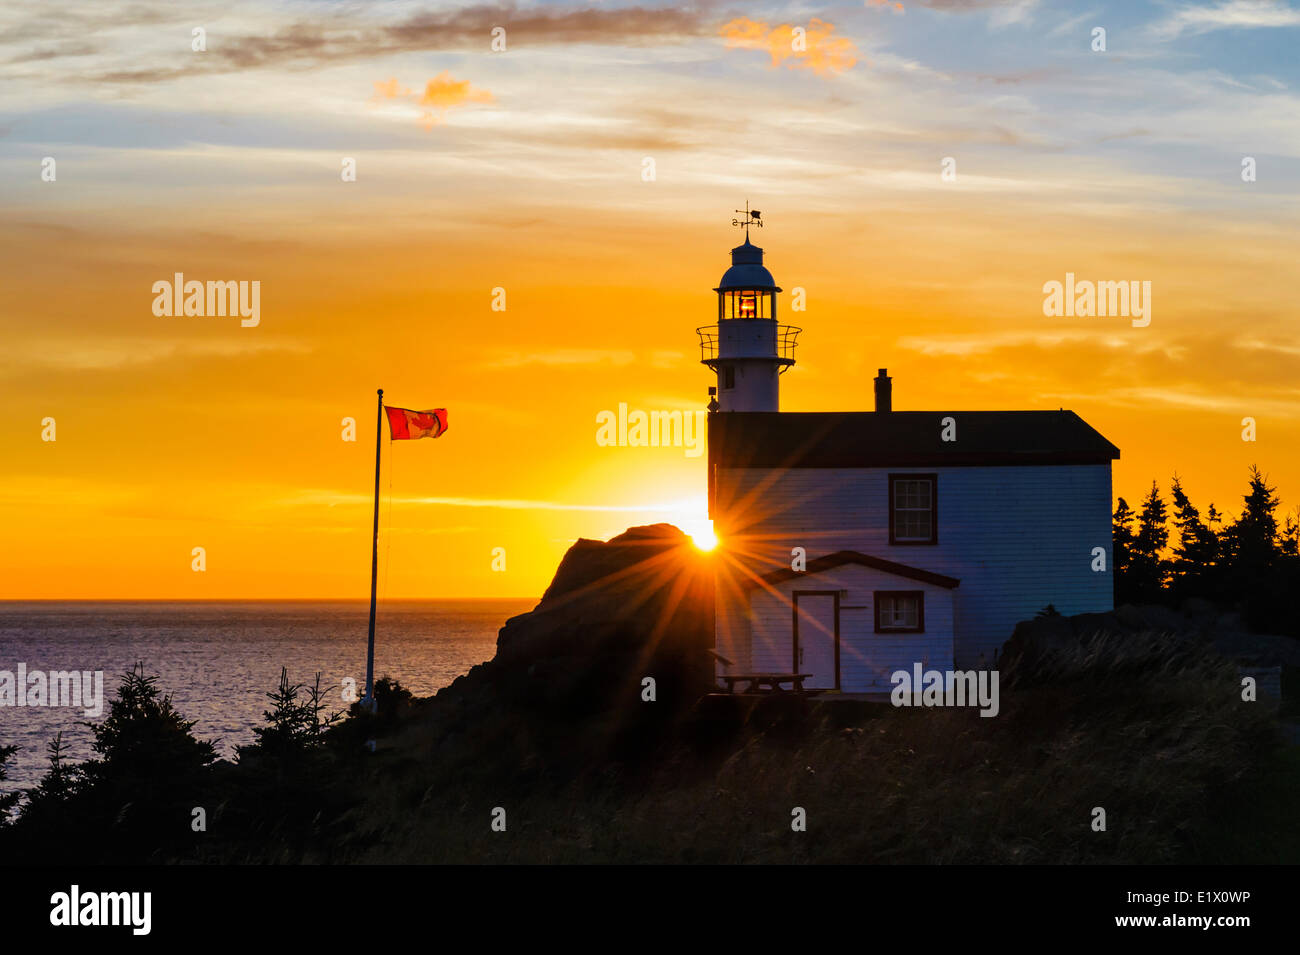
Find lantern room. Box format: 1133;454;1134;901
714;237;780;321
697;229;800;414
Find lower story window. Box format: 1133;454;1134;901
875;590;924;633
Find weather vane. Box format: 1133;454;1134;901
731;201;763;237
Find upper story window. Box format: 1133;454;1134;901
889;474;937;544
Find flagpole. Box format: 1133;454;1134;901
363;387;383;712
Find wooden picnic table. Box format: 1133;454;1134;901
719;672;824;695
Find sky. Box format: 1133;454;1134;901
2;0;1299;598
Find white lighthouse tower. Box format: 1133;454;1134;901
697;210;799;412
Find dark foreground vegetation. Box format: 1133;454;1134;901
1;522;1296;864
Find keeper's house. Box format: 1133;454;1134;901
697;230;1120;692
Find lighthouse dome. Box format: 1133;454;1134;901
715;237;780;292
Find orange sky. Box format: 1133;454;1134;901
3;1;1298;598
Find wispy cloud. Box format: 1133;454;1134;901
1150;0;1300;39
294;489;687;513
0;337;309;373
481;350;640;370
1047;8;1100;38
409;496;685;513
917;0;1040;27
32;2;720;85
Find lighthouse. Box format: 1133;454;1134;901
697;215;799;412
700;210;1122;695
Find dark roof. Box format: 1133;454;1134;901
709;410;1119;469
747;551;960;589
715;237;780;291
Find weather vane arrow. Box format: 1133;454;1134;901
731;201;763;237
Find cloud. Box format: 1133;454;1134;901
1151;0;1300;39
419;73;493;110
408;496;684;513
896;330;1300;417
1046;8;1100;38
1096;126;1152;143
371;77;411;101
483;349;638;369
973;66;1065;84
866;0;906;12
719;17;859;76
0;336;309;374
916;0;1040;27
371;72;493;128
920;0;1040;13
294;489;687;513
60;3;719;84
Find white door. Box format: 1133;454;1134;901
794;592;838;689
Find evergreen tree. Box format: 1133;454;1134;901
241;668;343;763
0;744;20;824
1114;470;1297;635
76;663;217;853
1128;481;1171;603
303;672;343;743
1206;502;1224;533
1112;497;1137;604
1168;475;1221;601
1228;465;1280;574
20;733;81;823
84;664;216;783
246;667;314;759
1280;509;1300;558
1224;467;1284;631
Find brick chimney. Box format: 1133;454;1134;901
874;368;892;412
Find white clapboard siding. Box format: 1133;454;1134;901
748;563;955;693
714;464;1112;668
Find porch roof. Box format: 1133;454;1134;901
745;550;961;590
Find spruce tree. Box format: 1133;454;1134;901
1280;510;1300;558
20;733;81;824
0;744;20;824
1226;466;1283;631
1168;475;1220;602
1129;481;1170;603
1113;496;1137;604
1229;465;1280;574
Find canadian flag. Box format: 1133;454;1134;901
384;406;448;440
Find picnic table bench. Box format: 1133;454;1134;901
719;672;825;695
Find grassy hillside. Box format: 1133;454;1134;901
2;524;1293;864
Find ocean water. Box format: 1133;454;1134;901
0;599;536;791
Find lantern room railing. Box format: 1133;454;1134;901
696;324;801;365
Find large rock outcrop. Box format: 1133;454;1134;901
421;523;716;783
491;524;714;712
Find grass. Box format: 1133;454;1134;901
323;630;1288;864
5;629;1289;864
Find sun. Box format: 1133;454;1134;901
676;514;717;553
688;522;718;551
653;495;717;551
